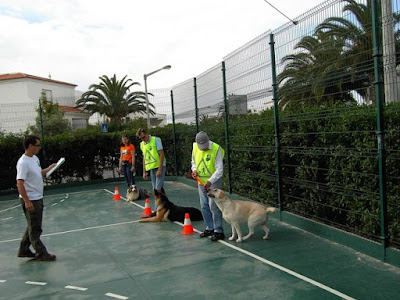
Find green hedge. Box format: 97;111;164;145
1;103;399;247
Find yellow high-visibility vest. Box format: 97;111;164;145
193;142;224;184
140;136;160;171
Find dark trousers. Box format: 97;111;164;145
19;198;47;255
121;163;135;188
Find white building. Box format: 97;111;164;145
0;73;90;133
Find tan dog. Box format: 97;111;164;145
207;188;276;242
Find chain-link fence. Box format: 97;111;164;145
1;0;399;260
164;0;400;259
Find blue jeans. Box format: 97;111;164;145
198;179;223;233
149;166;166;210
121;163;135;188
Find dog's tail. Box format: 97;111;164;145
265;207;276;214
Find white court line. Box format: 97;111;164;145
105;188;354;299
25;281;47;286
51;203;58;206
0;280;6;283
105;292;128;300
0;191;74;205
218;240;355;300
0;220;141;244
65;285;88;291
4;187;352;299
0;188;141;244
1;217;13;221
171;224;353;298
0;205;20;213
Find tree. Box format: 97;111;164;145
277;31;355;109
277;0;400;108
28;91;71;136
315;0;375;104
75;74;154;125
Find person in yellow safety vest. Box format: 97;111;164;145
136;128;167;215
191;131;225;241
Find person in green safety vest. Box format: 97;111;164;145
191;131;225;241
136;128;167;214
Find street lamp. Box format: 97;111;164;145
144;65;171;128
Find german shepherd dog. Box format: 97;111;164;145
139;189;203;223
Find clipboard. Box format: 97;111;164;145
46;157;65;178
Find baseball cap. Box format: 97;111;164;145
196;131;209;150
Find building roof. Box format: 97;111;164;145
59;105;89;114
0;72;77;87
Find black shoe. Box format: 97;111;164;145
18;250;36;258
211;232;225;241
35;253;56;261
199;230;214;238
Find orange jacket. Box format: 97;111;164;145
120;144;135;164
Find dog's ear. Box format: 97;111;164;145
219;190;225;199
157;189;165;196
154;189;159;196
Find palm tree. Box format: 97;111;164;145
315;0;374;103
277;31;355;109
75;74;154;124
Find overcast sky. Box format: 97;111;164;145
0;0;323;92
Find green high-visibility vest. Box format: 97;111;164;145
193;142;224;184
140;136;161;171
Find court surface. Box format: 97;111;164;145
0;180;399;299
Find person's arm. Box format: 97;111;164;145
41;163;57;176
156;149;164;177
142;153;147;179
155;138;164;177
117;150;123;173
17;179;34;212
191;150;197;178
206;148;223;188
130;148;136;171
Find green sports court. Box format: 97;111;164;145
0;179;399;299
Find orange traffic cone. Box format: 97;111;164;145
181;213;195;235
113;187;121;201
140;198;153;218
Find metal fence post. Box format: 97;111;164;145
194;77;199;133
38;98;47;167
372;0;388;260
221;61;232;194
170;90;178;176
270;33;283;220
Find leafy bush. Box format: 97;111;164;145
1;103;399;248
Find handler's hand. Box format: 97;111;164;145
204;181;211;189
156;168;162;178
143;172;148;180
192;171;197;179
49;163;57;169
25;200;34;212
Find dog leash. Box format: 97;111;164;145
195;176;209;192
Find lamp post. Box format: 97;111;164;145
144;65;171;128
